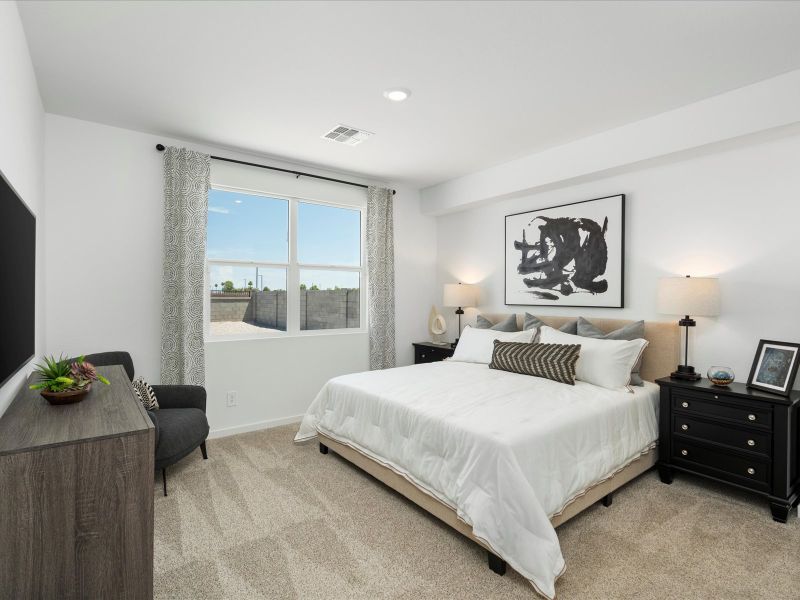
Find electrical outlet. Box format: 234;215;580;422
226;391;238;407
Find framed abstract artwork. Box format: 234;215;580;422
505;194;625;307
746;340;800;397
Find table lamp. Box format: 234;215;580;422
657;275;720;381
443;283;477;346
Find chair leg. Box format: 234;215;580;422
162;468;168;497
200;441;208;460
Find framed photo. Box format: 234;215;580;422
746;340;800;397
505;194;624;307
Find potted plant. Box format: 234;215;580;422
29;355;111;405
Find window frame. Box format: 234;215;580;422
206;184;367;341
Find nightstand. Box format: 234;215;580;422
413;342;454;364
656;377;799;522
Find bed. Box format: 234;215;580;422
295;315;679;599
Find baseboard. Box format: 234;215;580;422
208;414;304;439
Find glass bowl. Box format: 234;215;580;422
707;366;735;386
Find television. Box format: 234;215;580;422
0;168;35;387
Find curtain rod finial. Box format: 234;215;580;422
156;144;165;151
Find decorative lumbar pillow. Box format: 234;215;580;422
577;317;646;386
476;314;519;332
451;325;535;364
539;326;648;390
489;341;581;385
132;376;159;410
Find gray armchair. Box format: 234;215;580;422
80;351;209;496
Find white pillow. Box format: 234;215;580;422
538;326;648;390
451;325;535;364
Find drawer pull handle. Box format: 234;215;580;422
681;402;689;408
681;449;688;456
747;439;755;447
748;414;756;421
714;395;719;399
681;424;689;431
421;354;426;358
747;467;755;475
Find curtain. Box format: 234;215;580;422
161;146;210;385
366;186;396;370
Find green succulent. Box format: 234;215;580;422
29;354;111;393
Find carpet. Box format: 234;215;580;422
153;424;800;599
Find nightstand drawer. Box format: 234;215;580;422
672;391;772;430
671;415;771;457
672;439;770;490
414;346;452;364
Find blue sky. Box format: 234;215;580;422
207;188;361;291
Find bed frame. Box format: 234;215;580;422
317;314;679;577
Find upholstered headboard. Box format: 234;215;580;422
478;314;680;383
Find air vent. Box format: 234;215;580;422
322;124;373;146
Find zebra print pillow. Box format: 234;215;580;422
489;341;581;385
132;376;160;410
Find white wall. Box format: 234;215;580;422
44;114;437;434
0;3;45;416
436;132;800;388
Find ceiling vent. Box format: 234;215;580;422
322;125;373;146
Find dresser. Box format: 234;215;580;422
656;377;799;522
0;365;155;598
413;341;455;364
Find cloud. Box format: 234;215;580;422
208;206;229;214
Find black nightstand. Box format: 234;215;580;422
656;377;799;522
413;342;454;364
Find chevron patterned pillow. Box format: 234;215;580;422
132;376;160;410
489;341;581;385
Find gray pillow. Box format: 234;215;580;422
577;317;645;386
476;314;519;332
524;313;578;335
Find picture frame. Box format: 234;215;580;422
505;194;624;307
746;339;800;397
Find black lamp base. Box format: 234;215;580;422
671;364;701;381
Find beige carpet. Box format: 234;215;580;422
153;424;800;599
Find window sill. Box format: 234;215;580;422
205;328;367;343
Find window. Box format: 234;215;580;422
207;186;365;338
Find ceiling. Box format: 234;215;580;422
19;1;800;188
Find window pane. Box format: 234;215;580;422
209;265;287;335
299;270;360;330
207;189;288;263
297;202;360;266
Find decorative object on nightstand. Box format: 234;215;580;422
657;275;720;381
656;377;799;523
746;339;800;397
413;342;455;364
443;283;477;346
428;305;448;344
707;366;735;386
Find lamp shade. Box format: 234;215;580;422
443;283;477;308
657;276;720;317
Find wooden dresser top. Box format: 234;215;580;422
0;365;153;456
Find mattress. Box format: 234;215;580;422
295;361;659;598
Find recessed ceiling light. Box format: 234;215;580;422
383;88;411;102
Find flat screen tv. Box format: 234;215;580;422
0;168;35;387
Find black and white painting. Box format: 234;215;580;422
505;194;624;307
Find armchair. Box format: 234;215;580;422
80;351;209;496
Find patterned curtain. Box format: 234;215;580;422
367;186;396;370
161;147;210;385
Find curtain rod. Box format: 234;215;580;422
155;144;395;195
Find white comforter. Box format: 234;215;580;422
295;361;659;598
